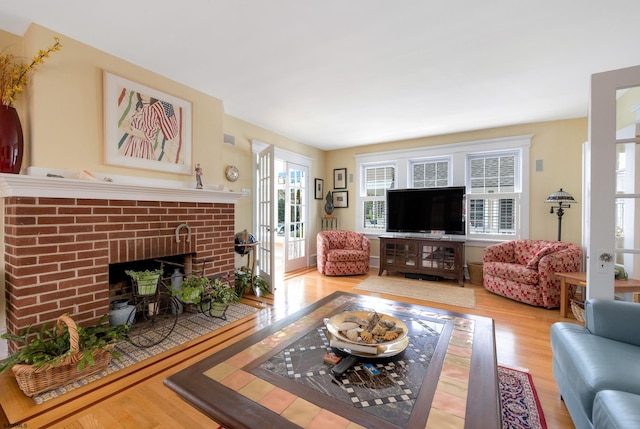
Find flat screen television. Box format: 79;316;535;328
386;186;465;235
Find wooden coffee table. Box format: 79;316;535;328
165;291;501;429
556;272;640;318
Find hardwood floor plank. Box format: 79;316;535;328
1;269;575;428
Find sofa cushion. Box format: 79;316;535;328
586;299;640;347
483;262;539;285
551;322;640;421
593;390;640;429
325;249;368;263
526;242;569;269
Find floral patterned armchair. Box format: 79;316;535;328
483;239;582;308
317;230;370;276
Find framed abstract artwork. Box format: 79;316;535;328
104;72;193;174
333;168;347;189
314;178;324;200
333;190;348;208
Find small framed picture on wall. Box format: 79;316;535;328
314;178;324;200
334;168;347;189
333;191;348;208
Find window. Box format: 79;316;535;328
411;159;450;188
355;135;530;240
361;165;395;231
467;152;520;238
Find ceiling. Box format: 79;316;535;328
1;1;639;150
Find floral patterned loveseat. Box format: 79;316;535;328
483;239;582;308
317;230;370;276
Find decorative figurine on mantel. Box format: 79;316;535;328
195;163;203;189
324;191;334;217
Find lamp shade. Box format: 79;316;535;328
545;188;576;204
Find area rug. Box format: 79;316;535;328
32;302;260;404
354;275;476;308
499;365;547;429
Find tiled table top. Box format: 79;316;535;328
165;292;500;429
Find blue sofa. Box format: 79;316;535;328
551;299;640;429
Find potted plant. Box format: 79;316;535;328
0;313;128;397
125;269;163;296
207;278;238;319
234;268;252;298
235;268;270;298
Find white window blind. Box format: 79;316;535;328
411;160;449;188
467;153;520;238
362;165;394;231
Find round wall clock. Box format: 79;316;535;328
225;165;239;182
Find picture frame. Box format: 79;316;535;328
104;71;193;174
314;178;324;200
333;190;348;208
333;168;347;189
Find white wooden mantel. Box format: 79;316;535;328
0;168;248;203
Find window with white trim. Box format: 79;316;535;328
361;164;395;231
467;152;520;239
411;159;450;188
355;135;530;240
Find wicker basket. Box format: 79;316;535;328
467;262;484;286
11;315;114;397
570;300;585;323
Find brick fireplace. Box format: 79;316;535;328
0;174;245;344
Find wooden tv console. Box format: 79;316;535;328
378;235;465;287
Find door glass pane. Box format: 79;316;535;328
615;86;640;282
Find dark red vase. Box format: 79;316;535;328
0;105;24;174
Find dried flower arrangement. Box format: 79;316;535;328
0;36;62;107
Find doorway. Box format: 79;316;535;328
253;141;312;286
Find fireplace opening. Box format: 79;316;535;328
109;254;193;302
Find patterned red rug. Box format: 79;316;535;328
499;365;547;429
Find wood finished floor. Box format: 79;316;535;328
0;269;575;428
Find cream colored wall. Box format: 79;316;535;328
325;118;588;263
24;25;224;183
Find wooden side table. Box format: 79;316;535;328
556;272;640;318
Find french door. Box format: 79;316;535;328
282;162;308;272
586;65;640;299
256;144;274;292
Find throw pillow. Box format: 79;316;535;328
526;242;569;269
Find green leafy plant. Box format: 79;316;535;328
125;268;163;295
234;268;270;297
124;268;163;282
234;269;252;298
253;274;270;296
209;278;238;305
171;275;209;304
0;314;128;373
